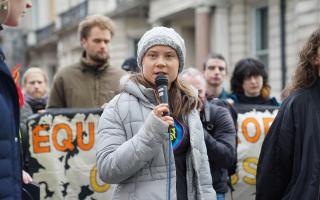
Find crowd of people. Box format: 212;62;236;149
1;0;320;199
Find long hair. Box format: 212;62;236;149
287;27;320;95
231;58;271;99
130;73;198;120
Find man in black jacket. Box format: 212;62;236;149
181;68;236;200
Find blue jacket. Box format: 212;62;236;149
0;49;22;199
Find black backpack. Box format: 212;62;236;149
202;98;238;191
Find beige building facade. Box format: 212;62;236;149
25;0;320;98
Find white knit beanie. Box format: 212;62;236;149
137;26;186;73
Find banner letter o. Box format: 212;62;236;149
242;118;261;143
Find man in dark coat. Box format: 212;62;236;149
0;0;32;199
256;27;320;200
181;68;236;200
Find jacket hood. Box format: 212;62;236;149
120;75;158;106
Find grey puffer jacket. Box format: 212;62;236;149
97;79;216;200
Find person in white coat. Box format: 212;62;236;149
96;26;215;200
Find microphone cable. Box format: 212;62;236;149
155;73;172;200
167;126;172;200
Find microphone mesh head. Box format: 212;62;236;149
155;74;168;87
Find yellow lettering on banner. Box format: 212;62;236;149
52;124;74;151
77;122;94;151
231;173;239;185
263;117;274;135
33;124;50;153
242;118;261;143
243;157;257;185
90;165;110;192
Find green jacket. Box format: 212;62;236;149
47;58;126;108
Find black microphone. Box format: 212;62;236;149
155;73;170;116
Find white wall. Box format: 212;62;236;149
110;17;148;68
89;0;117;15
149;0;197;22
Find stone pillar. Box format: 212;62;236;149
195;6;210;70
50;0;57;21
210;6;230;63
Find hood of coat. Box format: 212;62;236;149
120;74;158;106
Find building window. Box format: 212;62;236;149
254;6;269;68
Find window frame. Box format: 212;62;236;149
253;5;269;69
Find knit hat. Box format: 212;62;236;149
137;26;186;73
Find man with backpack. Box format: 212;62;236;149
181;68;236;200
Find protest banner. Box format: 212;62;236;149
27;108;113;199
226;104;279;200
26;104;279;199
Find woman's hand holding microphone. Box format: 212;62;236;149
153;103;174;127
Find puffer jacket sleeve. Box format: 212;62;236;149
96;96;169;184
189;110;216;199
